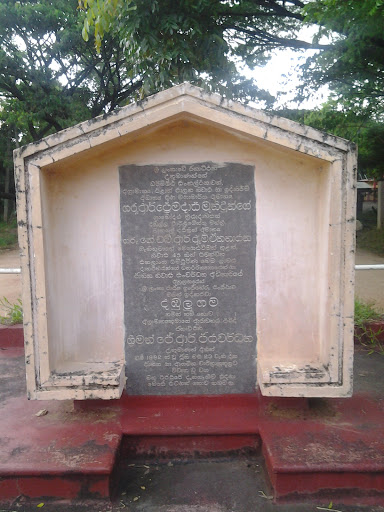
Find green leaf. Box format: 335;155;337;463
81;25;89;42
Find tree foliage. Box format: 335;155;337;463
278;104;384;179
79;0;384;121
1;0;384;210
0;0;145;140
78;0;327;102
301;0;384;120
0;0;143;203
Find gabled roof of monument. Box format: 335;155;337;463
14;82;355;167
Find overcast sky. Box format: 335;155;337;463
246;27;330;110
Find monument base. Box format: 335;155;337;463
1;329;384;507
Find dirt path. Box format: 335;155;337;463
0;246;383;317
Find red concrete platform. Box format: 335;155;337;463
261;400;384;501
1;326;384;506
0;324;24;348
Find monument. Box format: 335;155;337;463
14;83;356;400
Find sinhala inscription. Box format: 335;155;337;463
120;162;256;395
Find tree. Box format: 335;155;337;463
1;0;316;214
0;0;146;139
300;0;384;120
0;0;144;210
278;104;384;179
78;0;329;102
79;0;384;121
2;0;384;214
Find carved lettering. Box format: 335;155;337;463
120;162;256;395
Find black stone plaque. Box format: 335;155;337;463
120;162;256;395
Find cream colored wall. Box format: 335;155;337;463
41;120;328;373
42;162;124;368
256;154;329;366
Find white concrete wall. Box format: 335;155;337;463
41;120;327;374
15;83;355;399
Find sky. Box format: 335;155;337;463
251;50;330;109
246;27;330;111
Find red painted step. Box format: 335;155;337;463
1;331;384;505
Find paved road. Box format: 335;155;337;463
0;247;383;316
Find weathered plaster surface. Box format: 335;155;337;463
14;83;356;399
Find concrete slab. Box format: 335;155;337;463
0;346;121;500
3;458;384;512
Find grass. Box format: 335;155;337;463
356;209;384;257
0;297;23;325
0;218;18;249
354;297;384;355
357;227;384;257
355;297;382;327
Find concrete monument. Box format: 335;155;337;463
14;83;356;400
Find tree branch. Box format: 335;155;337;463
43;115;62;133
248;0;304;21
226;24;330;50
27;121;39;141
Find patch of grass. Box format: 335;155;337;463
0;218;18;249
355;298;384;355
357;208;377;228
355;298;382;327
0;297;23;325
356;209;384;257
357;226;384;257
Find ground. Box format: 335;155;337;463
1;348;384;511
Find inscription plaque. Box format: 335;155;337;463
120;162;256;395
